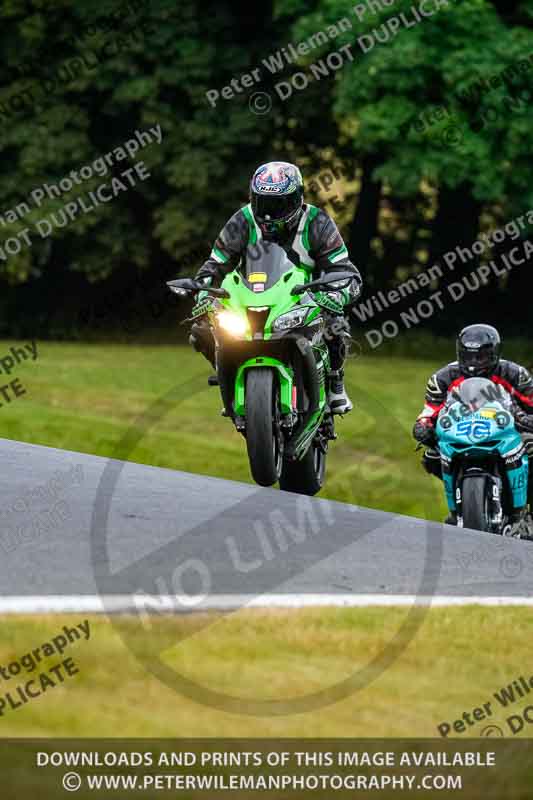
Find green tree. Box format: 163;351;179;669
0;0;280;331
275;0;533;328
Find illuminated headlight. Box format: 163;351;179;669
217;311;248;336
273;307;309;332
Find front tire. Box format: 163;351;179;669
461;476;490;532
279;442;327;496
245;369;283;487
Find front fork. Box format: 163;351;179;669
230;351;332;460
232;358;296;433
453;471;504;531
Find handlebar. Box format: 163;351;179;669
166;279;230;299
168;270;356;300
291;270;356;296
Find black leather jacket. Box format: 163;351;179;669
195;204;362;300
414;359;533;443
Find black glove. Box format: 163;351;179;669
514;409;533;434
413;419;437;446
194;274;214;286
190;275;214;302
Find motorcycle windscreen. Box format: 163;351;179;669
241;242;298;292
449;377;512;412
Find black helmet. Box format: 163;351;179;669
456;324;501;377
250;161;304;240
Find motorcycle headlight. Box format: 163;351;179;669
439;415;452;430
217;311;248;336
495;411;511;428
272;307;309;332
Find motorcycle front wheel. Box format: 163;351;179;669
461;476;491;532
245;368;283;487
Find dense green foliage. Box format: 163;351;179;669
0;0;532;336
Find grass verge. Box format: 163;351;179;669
0;608;531;737
0;340;447;520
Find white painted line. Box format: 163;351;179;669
0;594;533;614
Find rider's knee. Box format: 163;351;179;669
329;343;345;371
190;322;209;350
190;323;215;366
327;319;350;370
522;434;533;457
189;332;202;352
422;449;442;478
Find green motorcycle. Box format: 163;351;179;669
168;243;355;495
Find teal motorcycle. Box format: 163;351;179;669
168;243;356;494
436;377;531;535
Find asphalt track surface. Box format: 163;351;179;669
1;438;533;604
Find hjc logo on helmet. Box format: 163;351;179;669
259;185;286;193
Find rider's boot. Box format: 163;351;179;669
524;513;533;539
444;511;457;526
505;509;527;538
328;369;353;415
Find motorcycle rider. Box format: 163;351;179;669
189;161;362;415
413;323;533;531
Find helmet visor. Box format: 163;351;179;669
252;191;301;223
458;344;495;374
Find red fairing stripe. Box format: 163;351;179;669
448;376;465;392
418;376;465;420
492;375;533;407
417;401;443;420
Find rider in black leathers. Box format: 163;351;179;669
190;161;363;415
413;324;533;529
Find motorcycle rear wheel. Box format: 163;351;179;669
279;441;326;496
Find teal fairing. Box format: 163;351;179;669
436;378;528;515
